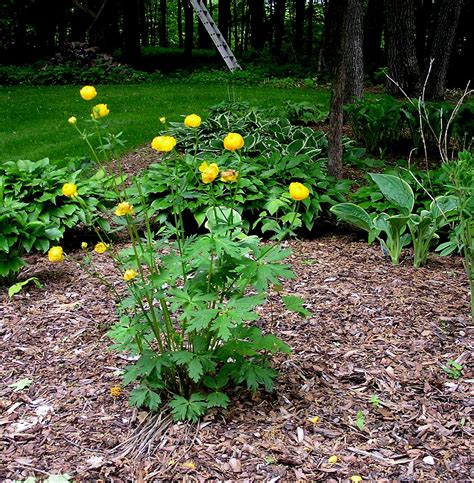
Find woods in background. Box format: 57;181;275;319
1;0;472;97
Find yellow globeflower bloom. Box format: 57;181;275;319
48;246;64;262
80;85;97;100
223;132;244;152
308;416;319;424
184;114;201;128
110;386;122;397
92;103;110;119
199;162;219;184
94;242;109;254
62;182;78;198
68;116;77;125
159;116;166;124
81;242;88;249
350;477;363;483
123;269;137;282
151;135;177;152
289;182;310;201
328;455;338;464
115;201;134;217
220;169;239;183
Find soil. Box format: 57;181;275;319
0;234;471;481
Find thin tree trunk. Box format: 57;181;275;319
159;0;168;47
184;0;194;58
364;0;384;77
424;0;463;100
343;0;364;105
307;0;314;59
294;0;305;51
123;0;142;64
250;0;265;50
218;0;231;43
385;0;420;97
177;0;183;48
328;0;350;178
273;0;286;52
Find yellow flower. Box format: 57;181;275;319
308;416;319;424
289;182;310;201
62;182;78;198
151;135;177;152
80;85;97;101
114;201;134;216
94;242;109;254
199;162;219;184
92;103;110;119
110;386;122;397
184;114;201;128
123;269;137;282
48;246;64;263
160;116;166;124
81;242;88;249
223;132;244;152
328;455;338;464
68;116;77;125
350;476;363;482
182;461;196;470
220;169;239;183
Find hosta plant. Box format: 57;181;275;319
331;173;458;267
50;90;311;421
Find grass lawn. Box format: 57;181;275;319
0;83;329;163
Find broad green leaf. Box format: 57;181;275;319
330;203;373;232
282;295;311;317
169;393;208;422
8;277;42;298
206;391;230;409
369;173;414;214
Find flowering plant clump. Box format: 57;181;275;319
53;104;312;422
92;103;110;119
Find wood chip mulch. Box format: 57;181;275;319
0;235;472;481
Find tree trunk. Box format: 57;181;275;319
177;0;183;48
184;0;194;58
273;0;286;52
328;0;350;178
123;0;142;64
249;0;265;50
385;0;420;97
218;0;231;43
307;0;314;59
424;0;463;100
159;0;168;47
363;0;384;77
294;0;305;50
198;0;212;48
343;0;364;104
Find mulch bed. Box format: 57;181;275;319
0;234;471;481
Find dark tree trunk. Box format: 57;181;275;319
198;0;212;48
177;0;183;48
184;0;194;58
328;0;350;178
123;0;142;64
307;0;314;59
273;0;286;52
294;0;305;50
139;0;148;47
363;0;384;77
218;0;231;43
159;0;169;47
343;0;364;104
249;0;265;50
424;0;463;100
384;0;420;97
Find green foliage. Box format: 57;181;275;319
346;95;474;153
0;157;115;282
132;103;350;236
356;410;365;431
443;360;463;380
332;172;458;266
8;276;42;297
345;96;404;153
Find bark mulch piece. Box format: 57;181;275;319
0;236;471;480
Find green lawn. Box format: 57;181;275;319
0;83;329;163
